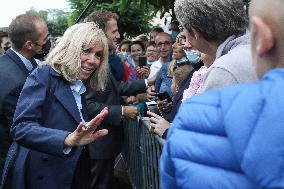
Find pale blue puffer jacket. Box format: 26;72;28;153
160;68;284;189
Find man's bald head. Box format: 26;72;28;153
155;32;172;44
250;0;284;32
249;0;284;78
154;32;173;60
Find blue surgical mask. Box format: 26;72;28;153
147;60;155;65
118;52;130;59
122;51;130;58
184;50;200;64
176;57;188;64
184;50;204;71
173;57;189;71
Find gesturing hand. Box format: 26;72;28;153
147;111;170;137
64;107;109;147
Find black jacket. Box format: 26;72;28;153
0;49;31;177
85;73;147;159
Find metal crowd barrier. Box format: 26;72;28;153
122;117;164;189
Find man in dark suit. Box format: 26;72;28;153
0;13;49;177
85;74;148;188
84;10;155;189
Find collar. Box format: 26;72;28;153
70;80;86;95
10;48;34;71
216;31;250;59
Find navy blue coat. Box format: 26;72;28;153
1;65;86;189
85;73;147;159
0;49;31;177
108;54;125;81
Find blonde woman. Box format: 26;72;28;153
1;23;109;189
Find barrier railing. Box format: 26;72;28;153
122;117;164;189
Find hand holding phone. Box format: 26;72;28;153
138;56;147;67
157;92;172;103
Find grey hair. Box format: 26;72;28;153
174;0;248;42
43;22;109;91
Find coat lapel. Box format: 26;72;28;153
54;82;82;124
5;49;30;76
81;95;89;122
109;73;119;94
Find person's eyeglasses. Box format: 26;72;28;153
146;49;157;53
156;41;172;47
176;35;187;46
82;48;103;61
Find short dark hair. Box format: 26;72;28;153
146;41;156;48
8;13;45;50
151;27;164;33
136;34;148;43
130;40;145;52
84;10;119;32
118;39;131;51
170;20;180;32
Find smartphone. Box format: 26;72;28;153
138;56;147;67
157;92;172;103
145;104;161;116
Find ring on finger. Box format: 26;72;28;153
83;122;90;129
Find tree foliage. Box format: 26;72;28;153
67;0;156;38
47;10;69;37
67;0;90;26
113;0;175;16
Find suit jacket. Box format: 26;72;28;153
1;65;85;189
85;73;147;159
0;49;30;177
109;54;125;81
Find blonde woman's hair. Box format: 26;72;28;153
43;22;109;91
168;60;176;77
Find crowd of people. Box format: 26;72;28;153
0;0;284;188
0;29;11;56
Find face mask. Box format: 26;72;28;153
147;60;155;65
33;39;51;59
184;50;204;71
122;51;130;58
176;57;188;64
118;52;130;59
173;57;189;71
3;46;10;52
184;50;200;64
